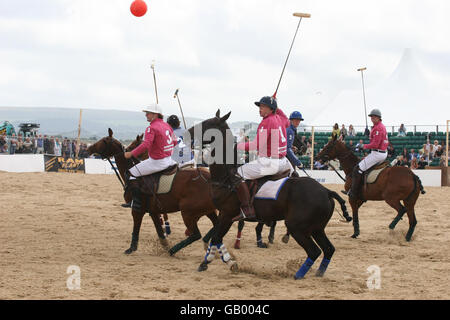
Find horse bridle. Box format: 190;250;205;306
98;138;129;189
319;139;354;183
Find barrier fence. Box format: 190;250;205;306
0;154;444;187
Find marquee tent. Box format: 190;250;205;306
310;49;449;128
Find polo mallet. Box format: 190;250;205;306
151;60;159;104
273;12;311;99
357;67;370;136
173;89;187;129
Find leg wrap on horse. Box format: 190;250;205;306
295;257;315;280
204;243;218;264
218;244;231;263
165;221;171;235
316;258;331;277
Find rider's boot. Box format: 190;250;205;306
232;181;256;222
121;171;133;207
129;180;142;211
347;165;363;200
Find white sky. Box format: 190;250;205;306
1;0;450;124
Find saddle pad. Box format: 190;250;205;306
157;172;176;194
255;177;289;200
367;168;385;184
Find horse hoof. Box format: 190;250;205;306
124;248;134;255
160;238;169;247
315;270;325;277
268;237;274;244
168;248;176;256
198;262;208;272
351;234;359;239
294;275;305;280
257;242;268;249
282;235;290;244
229;261;239;273
234;242;240;250
345;216;353;222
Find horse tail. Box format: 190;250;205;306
416;175;426;195
406;173;426;202
328;190;352;222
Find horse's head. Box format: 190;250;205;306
187;109;231;148
125;134;144;152
87;128;124;159
315;134;346;162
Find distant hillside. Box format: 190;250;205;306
0;107;257;140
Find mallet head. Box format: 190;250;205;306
174;89;179;98
357;67;367;72
293;13;311;18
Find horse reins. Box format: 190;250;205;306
100;138;127;189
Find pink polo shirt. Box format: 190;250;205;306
131;118;177;160
364;121;389;151
237;108;289;158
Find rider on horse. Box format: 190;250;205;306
167;114;193;165
286;111;305;170
124;104;178;208
348;108;388;200
233;96;293;221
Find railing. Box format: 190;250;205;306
297;124;448;135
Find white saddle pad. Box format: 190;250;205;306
255;177;289;200
157;173;176;194
367;168;385;184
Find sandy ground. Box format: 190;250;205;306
1;171;449;300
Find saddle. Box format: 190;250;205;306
364;161;390;185
246;169;292;201
137;164;178;195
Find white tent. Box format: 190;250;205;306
311;49;449;128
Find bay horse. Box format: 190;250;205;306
188;110;351;279
315;134;426;241
125;133;172;236
128;133;281;250
87;128;219;256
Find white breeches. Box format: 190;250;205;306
358;151;387;172
237;157;293;180
129;156;177;178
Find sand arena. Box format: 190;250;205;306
1;172;449;300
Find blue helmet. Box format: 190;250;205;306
289;111;304;121
255;96;277;111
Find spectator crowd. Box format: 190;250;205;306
0;133;90;158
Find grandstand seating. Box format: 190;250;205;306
295;131;449;168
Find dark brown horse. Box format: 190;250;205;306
315;134;426;241
188;110;351;279
87;129;219;256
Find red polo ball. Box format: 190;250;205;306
130;0;148;17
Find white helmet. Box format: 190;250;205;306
142;103;163;114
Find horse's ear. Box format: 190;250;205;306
220;111;231;122
215;109;220;118
108;128;113;137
